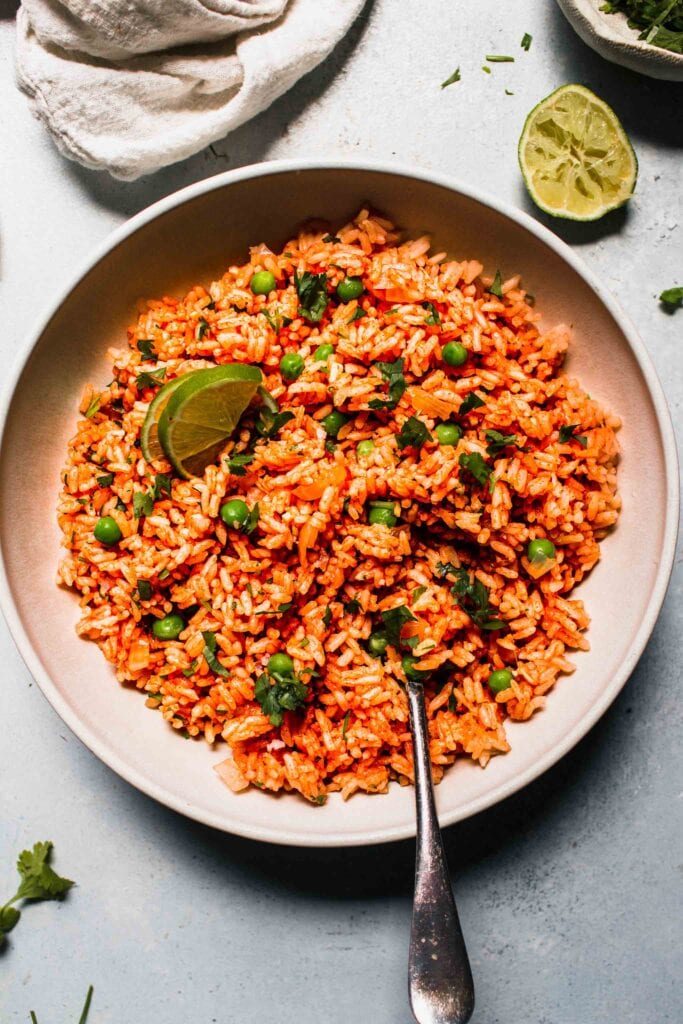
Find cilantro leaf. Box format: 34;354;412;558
660;286;683;310
262;308;290;333
137;580;152;601
422;301;441;325
558;423;588;448
136;339;156;361
368;358;406;410
344;598;361;616
201;631;230;677
435;560;458;579
322;606;332;628
2;841;74;934
96;473;114;488
521;32;532;50
133;490;153;519
489;270;504;298
322;234;341;243
348;307;366;323
182;659;198;678
459;391;486;415
195;318;209;340
136;367;166;390
255;390;295;440
485;429;519;458
458;451;492;486
485;54;515;62
225;453;255;476
442;566;506;630
342;710;351;740
243;503;260;535
153;474;172;500
441;67;461;88
84;395;100;419
254;672;308;726
381;604;416;649
396;416;432;451
294;271;329;322
411;585;428;604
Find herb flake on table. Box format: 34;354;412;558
0;841;74;948
485;54;515;62
660;285;683;310
521;32;533;50
440;67;461;88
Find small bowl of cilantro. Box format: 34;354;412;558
556;0;683;79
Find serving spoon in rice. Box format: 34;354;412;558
406;678;475;1024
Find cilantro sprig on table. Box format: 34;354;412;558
0;841;74;948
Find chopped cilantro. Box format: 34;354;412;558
158;568;170;580
96;473;114;488
660;286;683;310
344;598;361;616
381;604;416;649
195;318;209;340
136;367;166;390
422;301;441;325
448;689;458;713
294;270;329;322
396;416;432;451
505;89;515;96
489;270;504;298
255;389;295;439
182;659;198;678
153;473;172;500
441;67;461;88
369;357;406;410
201;631;230;677
322;234;341;243
243;503;260;535
411;585;428;604
348;307;366;323
136;339;156;361
559;423;588;448
262;308;284;333
459;451;492;487
521;32;532;50
459;391;486;415
438;564;505;630
225;452;255;476
300;637;310;648
254;671;308;726
137;580;152;601
485;429;519;458
342;710;351;740
133;490;153;519
482;65;491;73
486;54;515;62
84;395;100;419
322;606;332;628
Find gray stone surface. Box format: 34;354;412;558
0;1;681;1021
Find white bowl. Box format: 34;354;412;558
556;0;683;80
0;160;678;846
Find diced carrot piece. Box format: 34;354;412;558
294;464;346;501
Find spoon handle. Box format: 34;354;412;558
406;680;475;1024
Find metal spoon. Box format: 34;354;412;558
406;678;475;1024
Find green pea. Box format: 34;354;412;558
356;439;375;459
435;422;463;446
527;538;556;562
367;633;388;658
441;342;468;367
220;499;249;529
402;655;427;681
321;410;347;438
314;343;334;362
488;668;513;693
152;614;185;641
250;271;276;295
280;352;305;381
336;277;364;302
267;652;294;677
94;515;122;546
368;505;397;528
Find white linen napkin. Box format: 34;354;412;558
15;0;364;180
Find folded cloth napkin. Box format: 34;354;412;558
15;0;364;180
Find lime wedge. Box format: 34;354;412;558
157;364;263;479
140;375;188;463
518;84;637;221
